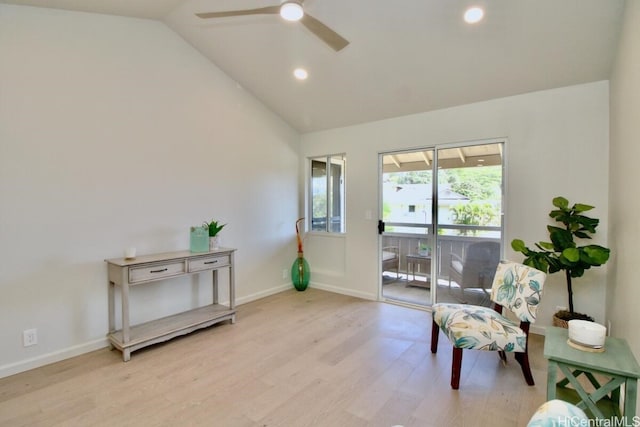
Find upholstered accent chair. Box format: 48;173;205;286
431;260;546;389
448;240;501;304
527;400;588;427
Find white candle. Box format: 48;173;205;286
124;247;136;259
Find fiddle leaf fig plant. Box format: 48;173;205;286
511;196;610;316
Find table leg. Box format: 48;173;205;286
212;269;218;305
108;281;115;333
229;251;235;310
122;282;130;344
547;360;558;400
624;378;637;418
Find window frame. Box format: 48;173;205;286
308;154;346;233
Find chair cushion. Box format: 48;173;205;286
382;250;397;261
451;260;463;275
432;303;527;352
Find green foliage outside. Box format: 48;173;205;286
313;194;326;219
386;171;432;184
443;166;501;233
383;166;502;235
441;166;502;201
450;202;497;235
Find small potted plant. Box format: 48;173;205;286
204;219;226;250
511;196;610;326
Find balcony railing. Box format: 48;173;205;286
382;223;501;281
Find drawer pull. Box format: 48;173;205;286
204;260;218;265
150;268;168;273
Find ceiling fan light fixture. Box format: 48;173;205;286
280;1;304;21
464;6;484;24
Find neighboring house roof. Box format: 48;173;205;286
383;183;468;205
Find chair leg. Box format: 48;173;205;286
515;352;535;386
498;350;507;365
451;347;463;389
430;320;439;353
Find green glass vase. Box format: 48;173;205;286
291;252;310;291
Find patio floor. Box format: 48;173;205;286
382;273;491;307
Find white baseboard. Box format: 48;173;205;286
235;283;292;305
309;281;377;301
0;337;109;379
0;284;295;379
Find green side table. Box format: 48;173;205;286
544;326;640;421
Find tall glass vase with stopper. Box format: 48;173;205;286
291;217;310;291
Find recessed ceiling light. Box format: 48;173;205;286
280;1;304;21
293;68;308;80
464;7;484;24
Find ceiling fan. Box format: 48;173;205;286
195;1;349;52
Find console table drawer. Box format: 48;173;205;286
129;261;186;283
188;254;230;272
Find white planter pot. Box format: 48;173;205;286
209;236;221;250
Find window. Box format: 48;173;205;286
310;154;345;233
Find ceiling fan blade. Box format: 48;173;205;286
196;6;280;19
301;13;349;51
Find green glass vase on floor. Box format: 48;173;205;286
291;251;310;291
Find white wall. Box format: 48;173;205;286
301;81;610;332
609;0;640;394
0;5;300;377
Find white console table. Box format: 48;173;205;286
105;248;236;361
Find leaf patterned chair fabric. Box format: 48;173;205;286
527;400;588;427
431;260;546;389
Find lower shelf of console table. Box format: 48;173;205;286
107;304;235;358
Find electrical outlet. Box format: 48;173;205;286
23;329;37;347
282;268;288;279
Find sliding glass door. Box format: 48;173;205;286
379;141;504;308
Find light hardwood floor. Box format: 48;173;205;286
0;289;547;427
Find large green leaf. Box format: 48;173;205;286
511;239;526;252
573;203;594;213
553;197;569;209
583;245;610;264
562;247;580;262
549;228;575;250
537;241;554;251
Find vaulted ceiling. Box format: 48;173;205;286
1;0;625;132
